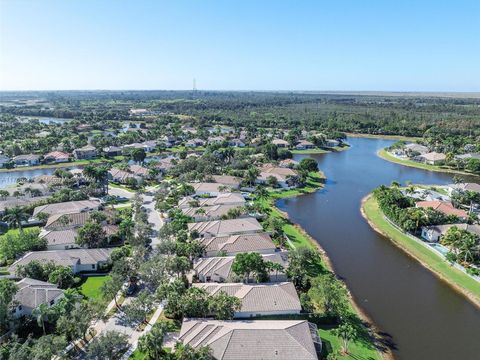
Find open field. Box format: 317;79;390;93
79;275;111;300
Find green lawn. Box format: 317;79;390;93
319;328;381;360
0;226;40;238
79;275;111;300
362;194;480;305
378;148;477;177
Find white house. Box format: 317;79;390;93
12;278;64;318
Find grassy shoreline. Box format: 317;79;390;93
377;148;479;177
346;132;422;142
261;172;386;360
361;193;480;308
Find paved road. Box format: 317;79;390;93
109;186;135;200
141;188;164;248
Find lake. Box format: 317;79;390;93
278;137;480;360
0;166;80;188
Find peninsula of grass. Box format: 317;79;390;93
346;132;422;142
362;194;480;307
378;148;478;177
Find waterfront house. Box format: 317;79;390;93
193;251;289;283
447;182;480;195
12;278;64;318
0;155;12;168
421;223;480;242
278;158;299;168
43;151;70;163
193;282;301;317
415;201;468;219
9;248;113;275
188;217;263;238
73;145;97;160
177;319;320;359
182;204;245;222
13;154;41;166
325;139;340;148
256;165;299;189
416;152;446;165
178;193;246;209
295;140;315;150
272;139;289;148
404;143;429;155
198;232;277;257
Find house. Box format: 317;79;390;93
417;152;446;165
0;155;11;168
109;168;137;184
193;252;289;283
103;146;123;157
43;151;70;163
13;154;41;166
228;139;245;148
454;153;480;161
189;182;232;196
9;248;113;275
325;139;340;148
160;135;178;148
404;143;429;155
188;217;263;238
415;201;468;219
421;224;480;242
211;175;241;189
129;164;150;177
185;138;206;148
295;140;315;150
272;139;289;148
73;145;97;160
278;159;299;168
40;224;118;250
177;319;320;359
12;278;64;318
154;156;176;174
178;193;246;209
33;200;101;218
256;165;299;189
193;282;301;318
448;182;480;195
199;232;277;257
182;204;245;222
208;136;226;145
43;210;109;231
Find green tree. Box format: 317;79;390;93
32;303;51;335
307;273;349;319
101;273;124;308
76;221;107;248
2;206;29;231
48;266;75;289
208;292;241;320
231;252;267;283
332;321;358;355
123;289;155;324
0;279;17;332
131;148;147;164
30;335;66;360
299;158;318;172
138;321;170;359
86;331;129;360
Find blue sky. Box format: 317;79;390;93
1;0;479;91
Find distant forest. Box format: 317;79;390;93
1;91;479;137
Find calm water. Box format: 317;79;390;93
0;166;80;188
278;137;480;360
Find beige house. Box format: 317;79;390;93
182;204;245;222
193;282;301;317
178;193;246;209
73;145;97;160
9;248;113;275
193;251;289;283
188;217;263;238
199;232;277;257
417;152;446;165
12;278;64;318
177;319;321;359
33;200;101;218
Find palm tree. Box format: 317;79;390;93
32;303;51;335
138;321;169;359
254;186;269;201
2;206;29;231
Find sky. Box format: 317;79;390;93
1;0;479;92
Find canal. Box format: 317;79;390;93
277;137;480;360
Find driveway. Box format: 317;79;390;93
108;186;135;200
141;188;163;248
